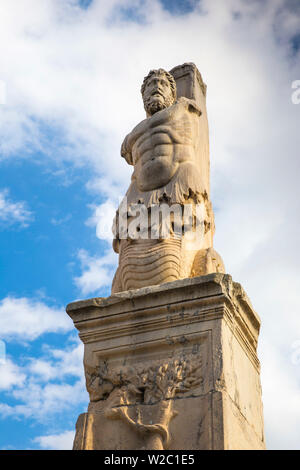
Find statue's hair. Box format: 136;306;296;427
141;68;177;100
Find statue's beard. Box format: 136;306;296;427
144;94;174;115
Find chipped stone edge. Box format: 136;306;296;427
66;273;224;312
66;273;260;327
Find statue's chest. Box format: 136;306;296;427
131;104;187;144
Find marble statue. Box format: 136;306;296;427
67;64;265;451
112;63;225;293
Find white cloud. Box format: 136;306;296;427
11;379;86;419
0;359;26;391
50;214;72;226
0;0;298;184
74;248;118;295
28;341;84;381
85;176;125;243
0;297;73;341
0;338;87;421
0;80;6;105
0;378;86;421
86;199;118;242
33;430;75;450
0;189;33;227
0;0;299;450
260;339;300;450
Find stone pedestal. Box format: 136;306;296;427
66;274;265;450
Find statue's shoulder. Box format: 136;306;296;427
126;116;149;141
176;97;202;116
121;117;149;164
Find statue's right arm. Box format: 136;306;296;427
121;118;148;166
121;134;133;165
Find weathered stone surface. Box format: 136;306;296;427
112;63;225;293
67;274;265;450
67;64;265;450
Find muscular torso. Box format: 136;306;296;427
111;98;225;294
122;98;200;191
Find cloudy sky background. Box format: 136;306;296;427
0;0;299;449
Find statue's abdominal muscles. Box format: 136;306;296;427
132;105;195;191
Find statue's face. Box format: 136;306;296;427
142;73;174;116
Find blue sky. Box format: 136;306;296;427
0;0;300;450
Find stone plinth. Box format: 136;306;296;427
66;274;265;450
